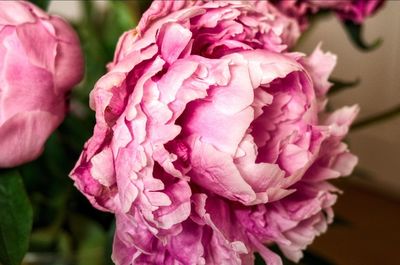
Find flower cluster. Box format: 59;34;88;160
70;1;358;264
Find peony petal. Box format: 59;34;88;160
0;2;37;25
301;43;337;97
157;22;192;65
90;146;115;187
183;101;254;156
49;17;84;92
189;137;257;204
0;111;60;167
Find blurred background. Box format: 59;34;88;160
297;1;400;264
298;1;400;198
23;1;399;265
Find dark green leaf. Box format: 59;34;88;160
342;21;382;51
28;0;51;10
328;77;360;95
351;167;375;180
0;170;33;265
351;104;400;131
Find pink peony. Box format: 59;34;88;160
0;1;84;167
272;0;385;30
70;1;357;264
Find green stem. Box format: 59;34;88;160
328;77;360;96
342;20;382;52
351;104;400;131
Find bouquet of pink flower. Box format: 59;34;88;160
0;1;391;265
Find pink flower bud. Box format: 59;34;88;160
0;1;84;167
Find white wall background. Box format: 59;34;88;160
49;1;400;196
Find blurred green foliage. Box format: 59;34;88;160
5;1;141;264
29;0;51;10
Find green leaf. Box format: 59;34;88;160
328;77;360;95
342;21;382;51
28;0;51;10
351;104;400;131
351;167;375;180
0;170;33;265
